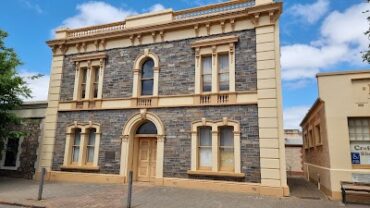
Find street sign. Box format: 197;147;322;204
351;152;360;164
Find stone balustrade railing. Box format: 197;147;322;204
173;0;255;20
63;0;256;39
66;21;126;38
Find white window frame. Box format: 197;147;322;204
0;137;24;170
72;54;106;101
63;121;101;168
132;49;160;98
190;118;241;174
192;35;238;95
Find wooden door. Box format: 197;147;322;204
137;138;157;182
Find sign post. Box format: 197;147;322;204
38;168;46;201
127;171;133;208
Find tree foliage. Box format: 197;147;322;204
0;29;32;149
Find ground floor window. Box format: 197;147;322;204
219;126;234;171
0;137;23;170
348;118;370;166
63;122;101;168
198;126;212;170
190;118;241;174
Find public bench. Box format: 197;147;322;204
341;181;370;204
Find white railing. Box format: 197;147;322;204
174;0;255;20
217;94;229;104
137;98;152;107
200;95;211;104
67;21;126;38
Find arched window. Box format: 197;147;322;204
219;126;234;171
86;128;96;164
136;121;157;134
64;123;101;168
198;126;212;170
72;128;82;164
141;59;154;96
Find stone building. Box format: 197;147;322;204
0;101;47;179
284;129;303;176
39;0;288;196
301;70;370;200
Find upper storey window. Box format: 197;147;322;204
79;67;88;99
92;66;100;99
72;53;106;103
201;56;212;92
133;49;160;101
192;35;238;95
141;59;154;96
218;54;229;92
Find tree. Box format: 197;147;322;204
363;1;370;63
0;29;32;152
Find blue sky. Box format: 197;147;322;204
0;0;369;128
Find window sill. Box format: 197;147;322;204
187;170;245;178
61;165;100;171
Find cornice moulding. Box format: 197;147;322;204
46;2;282;47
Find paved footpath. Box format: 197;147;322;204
0;177;368;208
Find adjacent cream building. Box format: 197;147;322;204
301;70;370;200
284;129;303;176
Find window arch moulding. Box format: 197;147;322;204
132;49;160;108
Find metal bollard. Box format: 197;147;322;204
127;171;133;208
38;168;46;200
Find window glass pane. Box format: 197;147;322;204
141;80;153;95
94;67;100;82
199;147;212;167
220;148;234;170
87;147;94;163
220;127;233;146
136;121;157;134
80;68;87;99
74;129;81;145
218;54;229;73
72;147;80;162
219;73;229;91
88;129;96;146
199;127;212;146
142;59;154;79
202;75;212;92
4;138;20;167
202;56;212;75
81;68;87;83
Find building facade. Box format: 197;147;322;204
301;70;370;200
0;101;47;179
38;0;288;196
284;129;303;176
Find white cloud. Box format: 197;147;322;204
20;0;43;14
289;0;330;24
58;1;137;29
281;3;369;85
54;2;170;34
148;4;166;13
19;71;50;101
283;106;310;129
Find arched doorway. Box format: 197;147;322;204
120;110;165;182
